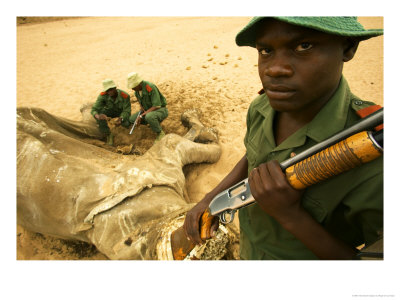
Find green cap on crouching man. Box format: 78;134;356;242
235;17;383;47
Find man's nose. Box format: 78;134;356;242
264;53;293;77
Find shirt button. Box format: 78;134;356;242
354;100;363;106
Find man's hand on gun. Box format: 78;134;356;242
183;161;303;246
248;160;304;225
183;196;219;245
129;111;144;135
136;113;143;126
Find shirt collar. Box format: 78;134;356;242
108;89;121;101
252;94;277;148
254;77;351;150
305;77;350;143
136;81;147;97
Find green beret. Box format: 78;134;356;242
236;17;384;47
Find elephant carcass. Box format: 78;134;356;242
17;107;239;260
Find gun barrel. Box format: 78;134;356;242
129;112;142;135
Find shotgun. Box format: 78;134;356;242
171;108;383;260
129;111;142;135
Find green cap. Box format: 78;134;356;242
236;17;383;47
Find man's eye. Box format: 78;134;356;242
295;43;312;52
259;48;271;55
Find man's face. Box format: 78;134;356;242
255;19;350;113
133;83;142;92
106;87;118;98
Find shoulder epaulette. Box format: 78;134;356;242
356;104;383;131
146;84;152;93
120;91;129;99
100;91;107;96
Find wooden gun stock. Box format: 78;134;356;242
170;209;214;260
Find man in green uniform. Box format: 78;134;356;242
183;17;383;259
91;79;131;145
127;72;168;142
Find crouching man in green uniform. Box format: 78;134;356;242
127;72;168;142
91;79;131;145
183;17;383;260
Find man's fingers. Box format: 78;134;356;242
257;161;287;189
210;217;219;237
183;214;203;245
249;167;263;196
266;160;286;181
250;163;280;197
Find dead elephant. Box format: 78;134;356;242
16;106;239;260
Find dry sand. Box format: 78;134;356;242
16;17;383;260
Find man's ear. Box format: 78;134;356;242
343;38;360;62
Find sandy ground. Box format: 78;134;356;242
16;17;383;260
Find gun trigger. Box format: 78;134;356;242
219;209;236;224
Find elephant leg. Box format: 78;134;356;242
181;109;218;143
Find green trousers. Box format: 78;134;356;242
129;107;168;133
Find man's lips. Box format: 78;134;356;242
265;85;296;100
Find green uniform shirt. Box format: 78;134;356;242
135;81;167;110
241;77;383;260
91;89;131;121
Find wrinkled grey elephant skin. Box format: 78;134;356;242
17;107;237;260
